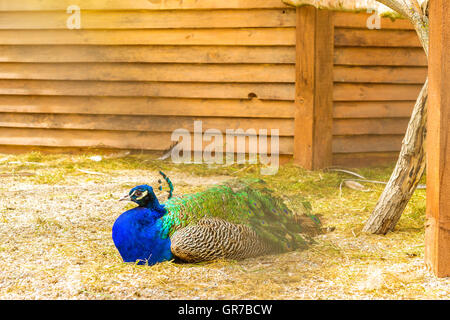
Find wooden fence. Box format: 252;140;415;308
0;0;427;167
331;10;426;167
295;7;427;168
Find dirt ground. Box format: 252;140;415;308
0;153;448;299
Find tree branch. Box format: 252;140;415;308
362;78;428;234
376;0;429;55
375;0;411;18
283;0;431;234
362;0;429;234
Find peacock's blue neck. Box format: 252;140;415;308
112;198;172;265
142;198;167;219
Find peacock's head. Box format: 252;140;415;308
119;184;158;207
119;171;173;209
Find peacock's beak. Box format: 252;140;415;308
119;194;131;202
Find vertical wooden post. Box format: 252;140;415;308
425;0;450;278
293;6;334;170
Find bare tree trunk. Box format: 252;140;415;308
361;0;429;234
283;0;430;234
362;79;428;234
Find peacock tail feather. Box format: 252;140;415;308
160;178;320;255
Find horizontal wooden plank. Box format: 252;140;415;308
333;152;399;167
0;113;295;136
0;28;296;45
0;80;295;100
0;9;296;29
333;11;414;30
334;83;423;101
0;127;293;154
333;101;414;118
0;63;295;83
335;28;421;47
333;135;403;153
333;118;409;135
334;47;427;66
0;0;289;11
0;96;296;118
334;66;427;84
0;45;296;64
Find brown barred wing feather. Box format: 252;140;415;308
170;218;272;263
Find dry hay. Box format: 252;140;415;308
0;153;448;299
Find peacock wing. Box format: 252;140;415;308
223;178;320;252
170;218;271;263
160;179;321;254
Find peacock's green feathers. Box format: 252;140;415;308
160;178;320;253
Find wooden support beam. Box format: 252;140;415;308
425;0;450;278
293;6;334;170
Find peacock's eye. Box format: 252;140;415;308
134;190;143;197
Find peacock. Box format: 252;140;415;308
112;171;320;265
